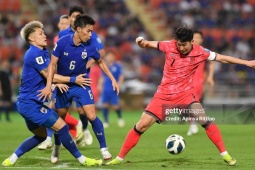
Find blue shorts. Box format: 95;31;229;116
102;90;119;105
55;85;94;109
17;98;59;131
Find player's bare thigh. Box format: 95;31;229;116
136;112;157;132
187;102;208;125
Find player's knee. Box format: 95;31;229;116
134;125;144;135
201;121;212;129
135;122;150;133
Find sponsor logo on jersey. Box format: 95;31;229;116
81;49;87;59
64;52;68;56
36;56;44;64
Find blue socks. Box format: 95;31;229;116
15;136;45;157
56;124;82;158
102;108;109;123
90;117;107;148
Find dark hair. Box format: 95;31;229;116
74;14;95;30
174;25;193;42
59;14;68;20
193;30;203;38
69;6;84;16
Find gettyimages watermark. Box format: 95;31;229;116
162;104;255;125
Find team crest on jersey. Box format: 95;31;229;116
40;107;47;114
81;49;87;59
36;56;44;65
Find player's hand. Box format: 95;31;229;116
75;73;91;89
56;83;69;93
246;60;255;68
37;86;52;102
136;37;149;48
112;80;120;95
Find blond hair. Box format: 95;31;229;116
20;21;43;42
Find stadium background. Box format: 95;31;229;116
1;0;255;109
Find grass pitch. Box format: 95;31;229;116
0;111;254;170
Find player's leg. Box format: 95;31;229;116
188;102;236;165
83;104;112;160
101;90;110;127
102;103;110;128
38;128;53;150
64;112;84;146
112;93;124;127
76;103;93;145
106;112;156;165
2;121;47;166
46;108;102;166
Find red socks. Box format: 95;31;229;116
65;112;79;126
64;113;79;138
118;128;142;159
205;123;226;153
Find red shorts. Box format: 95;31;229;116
145;90;200;123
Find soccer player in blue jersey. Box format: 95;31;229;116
100;50;125;128
1;21;102;167
45;14;119;161
59;6;105;145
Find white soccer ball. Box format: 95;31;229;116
165;134;186;154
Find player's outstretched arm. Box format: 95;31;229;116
136;37;159;49
216;54;255;68
96;58;120;94
206;61;215;87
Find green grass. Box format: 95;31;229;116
0;111;254;170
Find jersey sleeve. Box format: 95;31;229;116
27;52;49;72
52;40;63;58
90;31;104;50
202;48;217;61
90;48;101;61
158;40;171;53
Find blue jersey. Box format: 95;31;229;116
103;62;122;91
58;26;104;51
52;34;100;80
18;45;50;102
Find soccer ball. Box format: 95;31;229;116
165;134;186;154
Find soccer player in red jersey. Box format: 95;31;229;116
186;30;215;136
106;26;255;166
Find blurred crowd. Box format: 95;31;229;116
1;0;255;103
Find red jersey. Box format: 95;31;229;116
193;60;205;98
155;40;216;99
89;64;101;102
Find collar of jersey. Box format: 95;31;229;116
30;44;46;52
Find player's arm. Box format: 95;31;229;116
86;49;105;69
96;58;120;94
206;61;215;87
215;54;255;67
136;37;159;49
37;55;58;101
40;60;91;88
